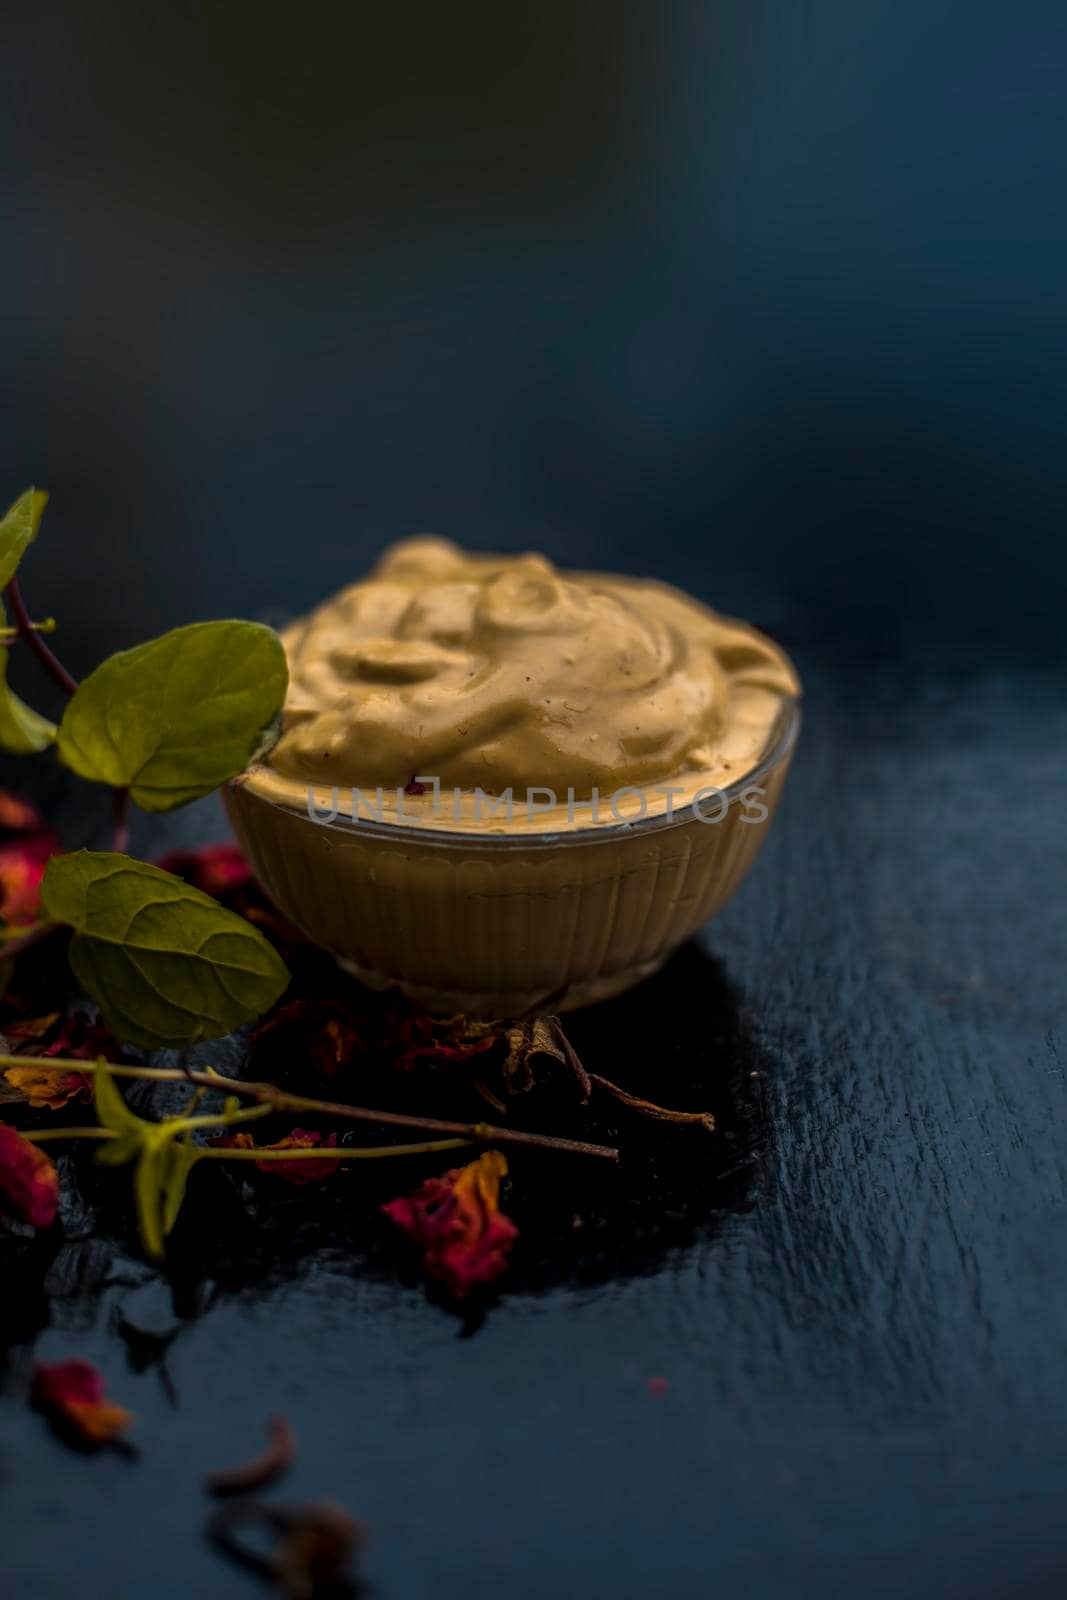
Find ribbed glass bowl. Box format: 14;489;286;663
225;698;800;1019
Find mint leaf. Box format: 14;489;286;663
0;600;57;753
0;488;48;591
41;851;290;1050
158;1137;201;1238
56;620;288;811
91;1063;204;1258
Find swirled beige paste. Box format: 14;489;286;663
243;538;799;833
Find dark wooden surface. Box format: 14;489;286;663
2;643;1065;1599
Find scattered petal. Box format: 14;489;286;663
42;1010;123;1062
0;1122;59;1226
3;1063;90;1111
205;1414;296;1497
0;833;60;926
208;1498;362;1597
647;1376;670;1396
385;1007;497;1073
155;842;252;897
32;1358;133;1448
253;999;366;1076
4;1012;61;1041
383;1149;518;1298
3;1011;120;1109
213;1128;341;1184
0;791;44;833
0;790;60;928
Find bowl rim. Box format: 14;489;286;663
228;696;801;853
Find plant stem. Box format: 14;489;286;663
3;576;78;696
111;787;130;853
200;1137;471;1161
204;1071;620;1161
177;1104;273;1133
0;919;62;963
23;1126;114;1142
23;1127;470;1160
0;1053;620;1162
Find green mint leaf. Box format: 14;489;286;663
159;1137;201;1238
92;1055;145;1138
0;599;57;753
133;1147;166;1260
41;850;290;1050
55;620;288;811
0;488;48;591
133;1138;201;1260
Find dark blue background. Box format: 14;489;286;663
2;0;1066;672
1;4;1066;1596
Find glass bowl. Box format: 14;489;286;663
224;697;800;1019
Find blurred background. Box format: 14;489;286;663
1;0;1065;686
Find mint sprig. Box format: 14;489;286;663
0;485;292;1049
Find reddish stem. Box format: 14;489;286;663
112;787;130;853
4;576;78;697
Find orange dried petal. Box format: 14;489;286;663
4;1064;91;1111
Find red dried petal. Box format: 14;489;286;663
0;833;60;926
0;1123;59;1227
3;1012;116;1108
383;1150;518;1298
42;1010;121;1062
259;1129;340;1183
213;1128;341;1184
32;1359;132;1447
155;843;252;897
0;790;44;833
384;1009;497;1073
254;999;365;1076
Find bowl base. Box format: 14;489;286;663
333;952;670;1021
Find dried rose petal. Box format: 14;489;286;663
32;1359;132;1448
3;1064;91;1111
155;842;252;897
0;1123;59;1227
0;791;44;833
0;833;60;926
4;1012;61;1042
42;1010;121;1062
205;1414;296;1497
383;1149;518;1298
214;1128;341;1184
384;1008;497;1073
208;1497;361;1593
3;1011;118;1109
254;999;365;1076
